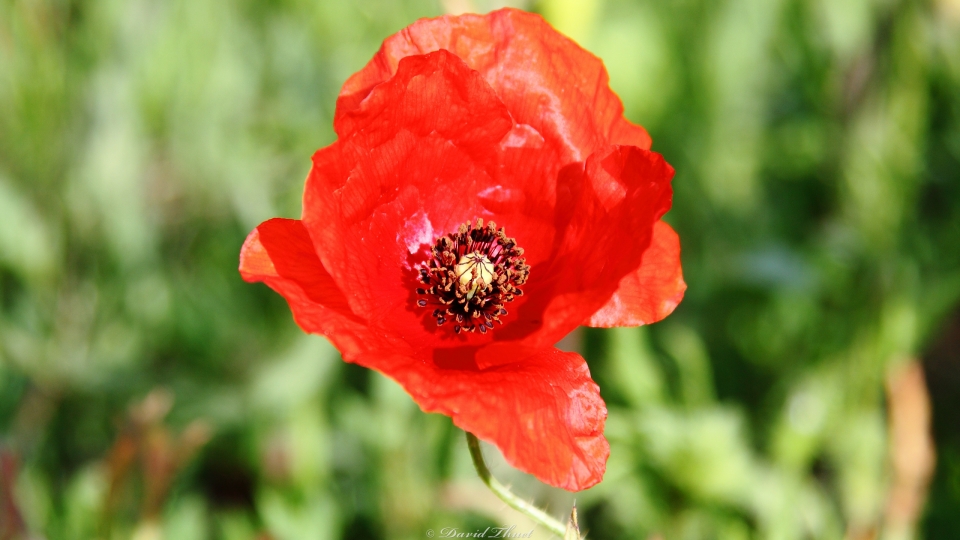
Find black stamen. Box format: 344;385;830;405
414;219;530;334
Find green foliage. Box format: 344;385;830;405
1;0;958;538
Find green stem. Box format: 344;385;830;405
465;431;569;538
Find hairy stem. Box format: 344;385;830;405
465;431;570;538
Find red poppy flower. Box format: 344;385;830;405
239;8;684;491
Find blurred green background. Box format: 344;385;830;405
1;0;959;538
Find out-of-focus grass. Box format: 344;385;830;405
0;0;958;539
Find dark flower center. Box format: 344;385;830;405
416;219;530;334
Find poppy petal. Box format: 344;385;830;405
337;8;651;165
355;345;608;491
496;145;675;347
240;218;392;358
585;220;686;327
303;51;519;354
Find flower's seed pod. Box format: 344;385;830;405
455;252;494;299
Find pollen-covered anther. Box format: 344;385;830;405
416;219;530;334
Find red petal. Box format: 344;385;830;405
239;218;394;359
355;345;609;491
242;219;610;490
334;51;513;171
304;50;549;355
497;145;675;347
338;8;650;165
585;220;686;327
